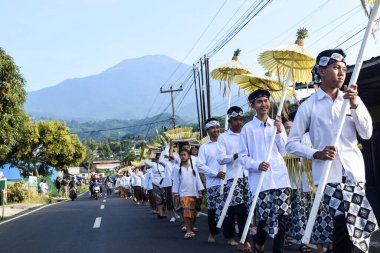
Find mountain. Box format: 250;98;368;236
25;54;247;122
25;55;192;120
66;113;189;141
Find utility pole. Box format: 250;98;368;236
193;64;202;136
204;55;211;118
199;58;208;119
197;67;206;137
160;85;183;129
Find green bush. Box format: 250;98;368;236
7;182;27;203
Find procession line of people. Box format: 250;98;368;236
112;49;377;253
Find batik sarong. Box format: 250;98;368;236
256;187;292;238
181;196;197;219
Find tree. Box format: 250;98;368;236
35;120;85;175
0;115;40;176
122;152;136;166
0;48;27;160
4;120;86;176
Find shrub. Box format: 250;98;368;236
7;182;27;203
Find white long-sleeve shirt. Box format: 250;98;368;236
131;171;144;187
239;117;290;193
121;176;130;188
286;88;372;184
217;129;247;180
144;159;165;187
197;140;222;188
172;164;204;197
159;146;178;188
141;170;152;190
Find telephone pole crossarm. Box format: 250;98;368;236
160;85;183;129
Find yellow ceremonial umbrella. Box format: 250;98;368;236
164;127;199;142
234;73;296;101
258;27;315;85
235;73;296;118
210;49;251;130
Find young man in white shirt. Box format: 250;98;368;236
145;153;166;219
197;118;225;243
286;49;378;253
159;140;180;223
216;106;252;251
239;89;291;253
131;167;144;205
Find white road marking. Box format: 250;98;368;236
93;217;102;228
100;205;105;209
103;200;106;203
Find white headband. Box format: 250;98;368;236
205;120;220;130
227;111;243;120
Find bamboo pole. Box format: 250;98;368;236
217;166;242;228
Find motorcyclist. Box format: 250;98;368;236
92;179;101;199
69;177;77;199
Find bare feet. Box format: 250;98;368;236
227;239;239;246
208;234;216;243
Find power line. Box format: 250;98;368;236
160;0;228;90
71;119;170;134
201;0;249;54
207;0;273;58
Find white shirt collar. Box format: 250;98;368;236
252;116;273;127
316;87;344;101
226;129;240;135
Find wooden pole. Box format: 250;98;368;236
193;64;202;135
205;55;212;118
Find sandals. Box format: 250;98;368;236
181;225;187;232
299;245;312;253
192;227;199;232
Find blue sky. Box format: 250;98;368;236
1;0;379;92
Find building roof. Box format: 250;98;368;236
345;55;380;108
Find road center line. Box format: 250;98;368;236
93;217;102;228
100;205;105;209
103;200;106;202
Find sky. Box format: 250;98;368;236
1;1;379;99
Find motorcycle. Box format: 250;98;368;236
93;185;100;200
69;187;77;201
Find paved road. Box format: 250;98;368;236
0;192;378;253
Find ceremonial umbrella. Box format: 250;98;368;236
210;49;251;131
235;73;296;101
258;27;315;86
210;49;250;196
240;28;315;243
